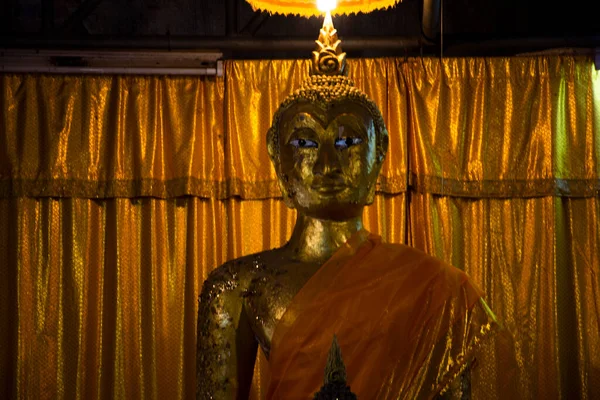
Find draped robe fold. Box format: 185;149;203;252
266;230;502;399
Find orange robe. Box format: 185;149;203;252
267;230;502;399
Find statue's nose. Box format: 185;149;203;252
313;144;342;177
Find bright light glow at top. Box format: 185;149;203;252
317;0;337;12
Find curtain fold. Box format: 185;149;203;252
408;193;600;398
1;56;599;399
0;195;405;400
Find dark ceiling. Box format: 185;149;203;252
1;0;599;58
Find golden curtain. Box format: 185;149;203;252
0;56;598;399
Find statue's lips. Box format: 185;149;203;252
311;184;347;194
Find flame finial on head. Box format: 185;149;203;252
311;11;347;76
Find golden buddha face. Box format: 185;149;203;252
272;101;385;221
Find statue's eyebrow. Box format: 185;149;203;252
297;111;327;126
283;113;324;140
330;113;369;139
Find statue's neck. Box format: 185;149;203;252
286;214;364;263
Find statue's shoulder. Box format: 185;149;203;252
201;249;280;301
377;242;470;282
376;241;443;266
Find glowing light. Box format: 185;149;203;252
317;0;337;12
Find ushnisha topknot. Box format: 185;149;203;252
289;75;360;104
267;12;389;165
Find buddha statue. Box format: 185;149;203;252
197;13;503;400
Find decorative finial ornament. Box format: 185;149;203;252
313;335;357;399
324;334;347;383
311;11;347;76
266;1;390;183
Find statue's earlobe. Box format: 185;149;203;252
367;132;388;205
378;132;389;164
268;127;296;209
366;180;377;205
280;183;296;209
276;172;296;209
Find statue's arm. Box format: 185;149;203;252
196;263;258;399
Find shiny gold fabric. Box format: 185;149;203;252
0;197;290;399
1;56;600;399
402;56;600;197
409;193;600;398
0;74;227;198
0;195;404;400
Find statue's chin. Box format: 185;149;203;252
297;202;364;222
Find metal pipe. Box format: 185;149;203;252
1;65;221;75
0;35;428;52
1;49;224;75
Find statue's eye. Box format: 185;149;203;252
335;137;362;149
290;138;318;148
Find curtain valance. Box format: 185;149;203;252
404;56;600;197
1;56;598;199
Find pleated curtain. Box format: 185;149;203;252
0;56;598;399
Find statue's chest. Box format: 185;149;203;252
243;261;321;359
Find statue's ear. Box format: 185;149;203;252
267;127;296;209
367;131;389;205
377;131;389;165
279;180;296;209
366;180;377;205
